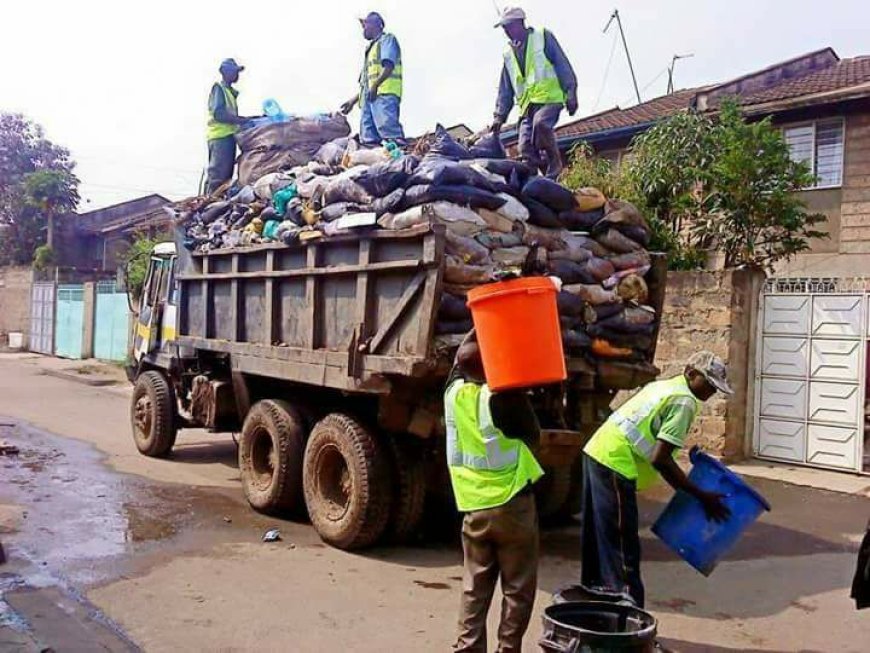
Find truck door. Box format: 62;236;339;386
133;256;174;362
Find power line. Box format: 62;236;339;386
604;9;641;105
593;28;620;113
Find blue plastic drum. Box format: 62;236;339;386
651;447;771;575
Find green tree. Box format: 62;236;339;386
121;232;171;299
0;113;80;265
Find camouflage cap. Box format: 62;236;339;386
687;350;733;395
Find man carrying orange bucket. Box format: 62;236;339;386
580;351;733;608
444;330;544;652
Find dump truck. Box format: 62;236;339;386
127;225;666;550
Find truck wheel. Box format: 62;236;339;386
239;400;306;515
303;413;391;550
385;436;427;543
535;464;572;522
131;371;177;458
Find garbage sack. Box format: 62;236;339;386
468;132;506;159
253;172;294;201
548;260;588;285
323;178;373;206
295;175;330;200
477;208;515;233
590;330;654;352
616;274;650;304
239;150;311;186
591;312;656;334
563;283;619;305
582;302;625;324
491;246;530;267
315;137;350;166
467;164;515;194
370;188;405;216
355;156;419;197
595;228;643;254
603;266;651;290
556;290;585;317
524;198;563;228
436;319;475;335
575;187;607;212
445;256;493;285
563;330;592;351
307;162;339;177
236;113;351;154
273;185;299;216
560;315;584;332
522;177;577;213
471;158;533;186
496;193;529;223
402;185;506;211
609;251;651;271
230;185;256;204
476;230;524;249
549;245;592;264
585;257;617;283
439;293;471;321
591;338;634;359
262;219;280;240
560;207;605;231
321;202;363;222
602;199;646;228
553;234;610;259
425;124;472;161
431;202;488;237
619;225;652;247
446;231;491;265
522;224;569;251
201;201;231;224
378;206;429;230
344;146;391;167
409;160;496;191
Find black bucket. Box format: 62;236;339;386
539;601;657;653
552;583;633;605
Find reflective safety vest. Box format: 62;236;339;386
444;379;543;512
584;375;700;490
504;28;566;116
207;83;240;141
362;33;403;99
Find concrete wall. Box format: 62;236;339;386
0;266;33;347
650;269;764;460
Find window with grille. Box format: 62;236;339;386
783;119;845;189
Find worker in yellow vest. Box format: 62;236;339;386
206;58;256;194
340;12;406;146
445;331;544;652
581;351;733;608
491;7;578;179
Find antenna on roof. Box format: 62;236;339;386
604;9;642;105
492;1;502;16
667;53;694;94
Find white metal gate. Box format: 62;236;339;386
29;281;55;355
754;278;867;473
753;279;870;471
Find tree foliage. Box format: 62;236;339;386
121;232;172;299
562;98;827;271
0;113;79;265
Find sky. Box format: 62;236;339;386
3;0;867;211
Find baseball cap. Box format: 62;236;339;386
687;351;733;395
359;11;385;28
219;58;244;73
494;6;526;28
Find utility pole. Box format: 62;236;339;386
667;53;694;94
604;9;641;105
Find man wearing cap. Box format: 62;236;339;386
206;59;255;194
581;351;733;608
340;12;406;146
492;7;578;179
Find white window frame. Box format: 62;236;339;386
782;118;846;191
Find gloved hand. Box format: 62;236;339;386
566;94;579;116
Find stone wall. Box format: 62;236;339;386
0;266;33;347
649;268;763;460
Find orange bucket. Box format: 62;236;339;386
466;277;567;391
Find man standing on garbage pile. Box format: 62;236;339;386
580;351;733;608
206;58;256;194
445;330;544;653
490;7;578;180
340;12;406;146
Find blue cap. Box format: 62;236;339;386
359;11;385;28
219;58;245;73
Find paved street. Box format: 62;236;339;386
0;354;868;652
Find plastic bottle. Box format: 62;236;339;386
262;98;285;121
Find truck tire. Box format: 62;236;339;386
239;400;306;515
303;413;391;550
131;371;177;458
385;436;427;543
535;464;572;522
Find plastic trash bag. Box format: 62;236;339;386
477;208;515;234
582;302;625;324
295;175;330;200
409;160;496;192
430;202;488;237
522;177;577;213
471;159;533;187
355;156;419;197
370;188;405;216
560;207;605;231
521;224;570;251
524;197;563;228
445;255;493;284
562;330;592;350
323;178;373;206
230;185;256;204
491;246;530;267
585;257;617;283
439;293;472;321
468;132;506;159
446;231;491;265
402;185;506;211
548;260;588;284
557;290;586;316
595;228;643;254
315;137;350;166
496;193;530;222
201;201;231;224
436;319;475;336
603;266;652;290
590;338;635;359
563;283;619;305
475;231;524;249
378;206;429;230
575;187;607;212
321;202;361;222
425;124;472;161
609;251;651;271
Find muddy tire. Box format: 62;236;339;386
303;413;391;550
385;436;427;543
131;371;177;458
239;400;306;515
535;464;572;521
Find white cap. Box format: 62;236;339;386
494;6;526;28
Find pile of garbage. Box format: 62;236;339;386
177;121;657;364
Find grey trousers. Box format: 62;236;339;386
207;136;237;193
517;104;564;178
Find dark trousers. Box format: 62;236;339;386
454;491;538;653
517;103;563;179
580;453;645;607
207;136;237;193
